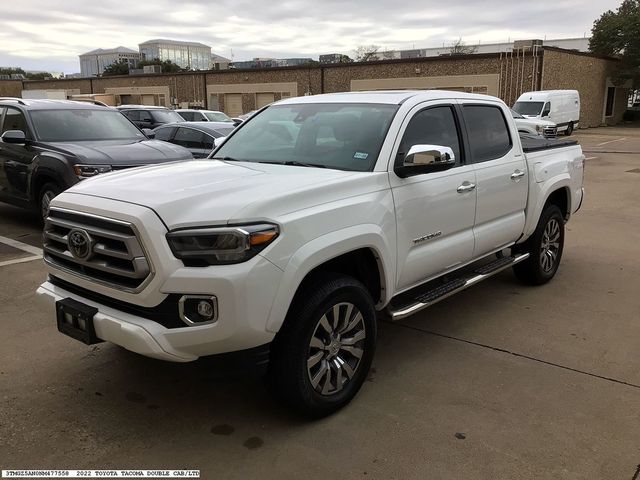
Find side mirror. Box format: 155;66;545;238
397;144;455;177
142;128;155;139
232;118;243;127
1;130;26;145
542;110;550;117
213;136;226;148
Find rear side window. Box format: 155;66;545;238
154;126;175;141
178;111;194;121
463;105;512;163
173;127;204;149
123;110;139;121
398;106;462;166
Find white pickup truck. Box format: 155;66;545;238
37;91;585;417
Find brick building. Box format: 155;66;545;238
1;46;629;127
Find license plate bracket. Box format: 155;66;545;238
56;297;102;345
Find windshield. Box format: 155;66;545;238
510;109;524;119
30;109;146;142
513;101;544;116
151;110;184;123
205;112;233;122
213;103;398;171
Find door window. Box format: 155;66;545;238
173;127;204;149
463;105;512;163
2;108;29;135
179;111;194;121
397;106;462;167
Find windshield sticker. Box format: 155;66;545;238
353;152;369;160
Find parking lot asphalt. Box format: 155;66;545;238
1;125;639;479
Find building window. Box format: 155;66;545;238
605;86;615;117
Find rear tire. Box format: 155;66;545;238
564;123;574;136
39;182;62;222
513;205;565;285
268;273;376;418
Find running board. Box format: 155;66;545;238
387;253;530;321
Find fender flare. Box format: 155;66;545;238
29;154;75;200
521;175;571;240
265;224;395;333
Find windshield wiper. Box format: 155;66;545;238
211;156;242;162
258;160;327;169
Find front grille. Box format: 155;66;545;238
543;126;558;139
43;209;152;292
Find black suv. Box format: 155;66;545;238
117;105;185;129
0;98;193;220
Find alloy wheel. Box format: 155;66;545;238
307;302;366;396
539;218;561;273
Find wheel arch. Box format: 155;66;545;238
265;226;394;333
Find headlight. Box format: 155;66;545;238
535;125;543;133
73;164;112;178
166;223;279;266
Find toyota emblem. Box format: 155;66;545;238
67;229;93;260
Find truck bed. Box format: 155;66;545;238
519;133;579;153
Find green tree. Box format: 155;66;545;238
102;59;130;76
590;0;640;86
138;58;184;73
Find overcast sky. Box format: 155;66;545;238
1;0;621;73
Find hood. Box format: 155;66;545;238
44;139;192;165
63;160;385;229
516;117;555;127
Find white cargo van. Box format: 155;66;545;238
513;90;580;136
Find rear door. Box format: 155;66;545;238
459;101;527;256
390;102;477;290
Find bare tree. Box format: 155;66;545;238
449;38;478;55
354;45;381;62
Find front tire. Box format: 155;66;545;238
268;274;377;418
564;122;574;136
513;205;565;285
39;182;62;222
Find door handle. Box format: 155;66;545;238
457;182;476;193
511;170;525;180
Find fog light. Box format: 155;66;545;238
178;295;218;326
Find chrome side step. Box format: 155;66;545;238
387;253;530;321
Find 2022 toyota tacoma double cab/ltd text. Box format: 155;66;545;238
0;98;192;220
36;91;585;417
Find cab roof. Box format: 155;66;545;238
276;90;497;105
0;98;113;111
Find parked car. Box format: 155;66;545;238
513;90;580;136
175;109;239;125
0;98;193;219
511;109;557;138
153;122;235;158
117;105;185;129
37;91;584;417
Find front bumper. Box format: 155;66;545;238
37;277;278;362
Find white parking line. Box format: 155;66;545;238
0;234;43;256
0;255;42;267
585;156;598;161
596;137;626;147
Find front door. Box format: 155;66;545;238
459;102;527;256
0;107;34;203
390;103;477;291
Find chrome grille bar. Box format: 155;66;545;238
43;208;153;292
